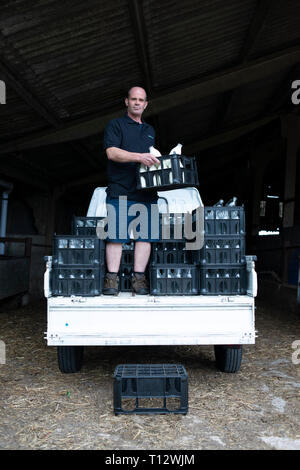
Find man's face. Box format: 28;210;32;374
125;87;148;118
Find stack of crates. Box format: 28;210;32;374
71;216;135;293
50;216;104;296
149;212;199;296
51;234;105;296
199;205;246;295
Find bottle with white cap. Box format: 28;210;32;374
213;199;224;207
225;197;237;206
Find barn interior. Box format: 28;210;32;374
0;0;300;311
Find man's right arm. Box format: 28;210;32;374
106;147;160;167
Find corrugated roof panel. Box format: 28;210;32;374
224;69;288;127
158;94;220;149
1;0;143;120
0;0;112;36
0;0;297;167
0;86;48;141
250;0;300;58
143;0;257;88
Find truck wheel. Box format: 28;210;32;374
57;346;84;373
214;345;242;373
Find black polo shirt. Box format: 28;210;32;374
103;113;158;202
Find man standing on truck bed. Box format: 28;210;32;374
103;86;160;295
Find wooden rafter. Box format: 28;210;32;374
1;44;300;155
216;0;273;129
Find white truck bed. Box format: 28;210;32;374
45;291;256;346
45;184;257;349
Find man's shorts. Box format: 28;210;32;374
105;196;160;243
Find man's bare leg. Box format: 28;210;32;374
103;242;123;295
105;242;123;273
132;241;151;294
134;241;151;272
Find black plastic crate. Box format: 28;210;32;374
151;241;197;264
122;251;134;265
51;265;105;296
52;235;105;266
150;264;198;295
199;264;247;295
121;241;134;265
199;235;246;265
119;242;152;292
119;267;151;293
73;216;107;236
119;242;134;291
137;154;198;191
204;206;245;236
120;265;133;292
113;364;188;415
159;211;198;241
72;216;107;236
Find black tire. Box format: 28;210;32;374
57;346;84;373
214;345;242;373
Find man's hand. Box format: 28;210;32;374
139;153;160;168
106;147;161;166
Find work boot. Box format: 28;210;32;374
132;272;149;295
103;272;119;295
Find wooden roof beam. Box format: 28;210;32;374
183;114;279;155
240;0;272;62
1;44;300;154
128;0;152;93
0;38;101;169
0;156;51;190
0;55;62;129
216;0;273;129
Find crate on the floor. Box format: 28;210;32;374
52;235;105;266
51;265;105;296
137;154;198;191
199;235;246;265
204;206;245;236
150;264;198;295
113;364;188;415
199;263;247;295
72;216;107;236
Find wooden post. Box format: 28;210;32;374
281;115;300;282
281;115;300;228
251;163;265;237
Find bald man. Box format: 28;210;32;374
103;86;160;295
